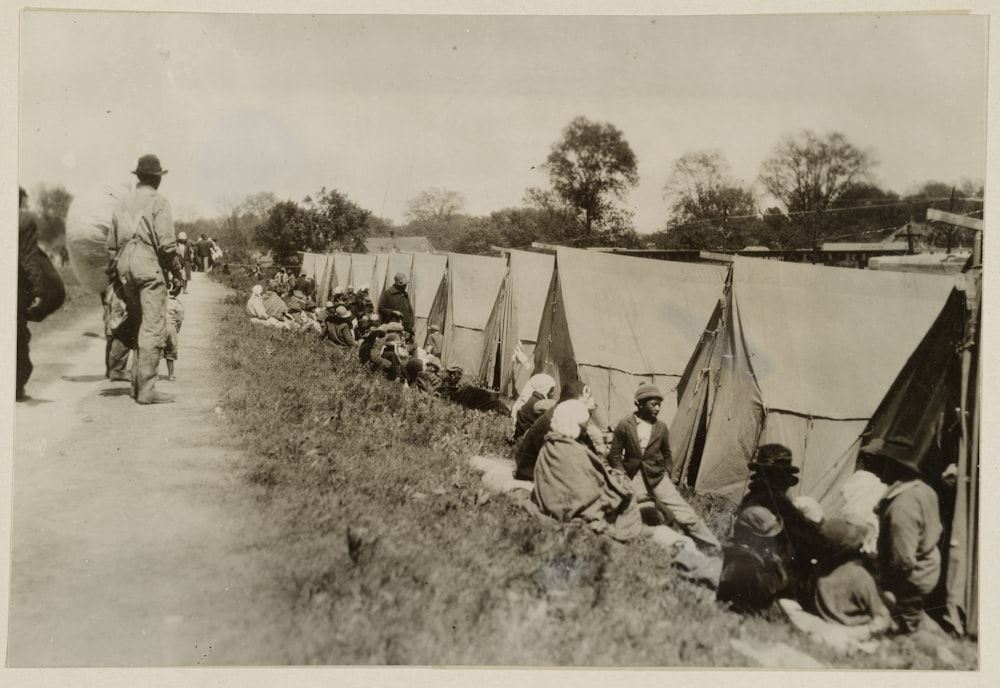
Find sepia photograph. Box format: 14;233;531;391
5;1;990;679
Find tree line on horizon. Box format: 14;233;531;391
29;117;983;267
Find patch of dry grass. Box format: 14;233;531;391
209;273;977;669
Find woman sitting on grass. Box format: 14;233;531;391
510;373;557;441
245;285;290;330
531;400;642;542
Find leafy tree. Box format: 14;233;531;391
661;150;757;250
307;188;372;253
215;191;279;264
404;187;465;223
255;201;311;265
758;130;875;248
399;188;472;251
544;116;639;234
254;188;372;265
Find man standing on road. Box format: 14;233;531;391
17;186;44;401
377;272;415;334
107;154;185;405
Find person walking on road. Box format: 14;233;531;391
107;154;185;405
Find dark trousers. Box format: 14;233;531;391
16;310;32;397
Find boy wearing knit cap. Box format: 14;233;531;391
608;382;721;549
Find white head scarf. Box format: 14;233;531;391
549;399;591;438
510;373;557;419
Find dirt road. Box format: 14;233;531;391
8;272;283;666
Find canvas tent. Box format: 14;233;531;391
348;253;377;291
409;252;449;345
857;276;980;637
669;256;956;506
478;249;555;396
299;252;323;283
383;252;414;295
426;253;508;379
533;247;728;428
372;253;390;296
331;253;352;292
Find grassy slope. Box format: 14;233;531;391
209;270;978;668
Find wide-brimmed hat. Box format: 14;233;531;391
445;365;463;375
736;505;784;538
393;272;409;286
635;382;663;403
334;305;351;318
859;435;916;468
132;154;167;177
749;443;801;475
333;286;344;295
424;355;441;371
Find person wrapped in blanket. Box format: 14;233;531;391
801;513;893;636
514;380;608;482
530;399;642;542
245;284;291;330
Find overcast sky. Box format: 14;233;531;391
18;11;987;232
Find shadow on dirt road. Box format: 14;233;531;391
9;272;286;667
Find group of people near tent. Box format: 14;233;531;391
509;373;947;638
240;243;978;640
244;268;478;405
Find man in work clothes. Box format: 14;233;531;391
377;271;415;334
107;154;185;404
867;436;944;634
607;383;721;550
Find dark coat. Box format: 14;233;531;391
18;210;44;312
377;284;414;332
322;315;357;347
607;414;672;488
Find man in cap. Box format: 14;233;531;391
377;271;415;333
866;436;943;634
106;154;185;404
607;382;721;549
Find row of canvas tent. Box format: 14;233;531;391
299;246;975;633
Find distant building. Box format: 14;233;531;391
365;235;435;253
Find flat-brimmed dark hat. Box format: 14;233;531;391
132;154;167;177
749;443;801;475
859;435;916;468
